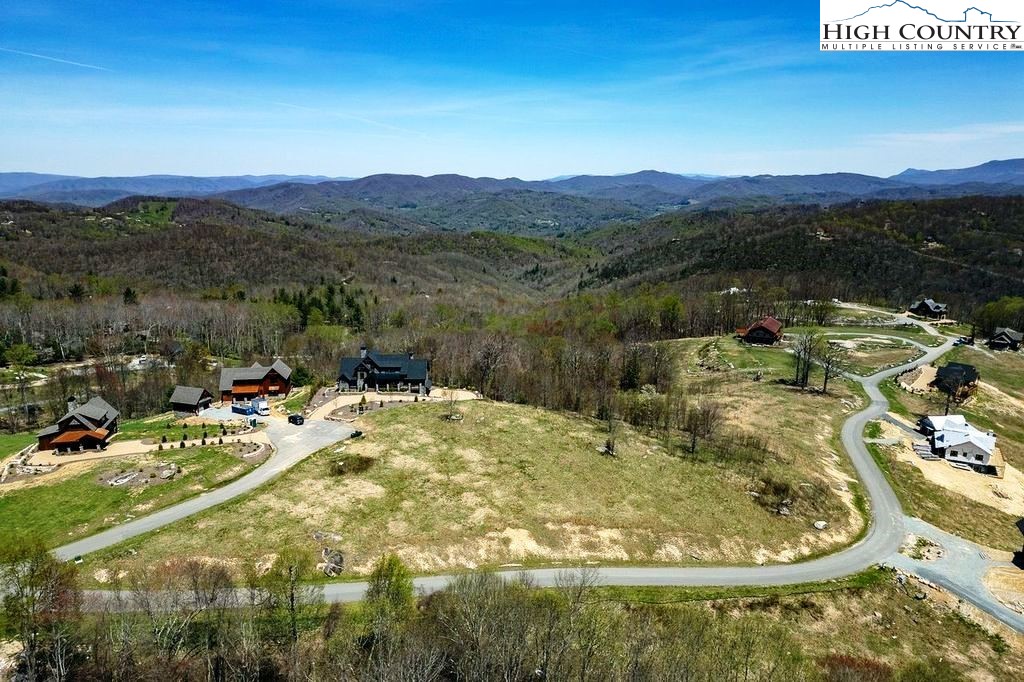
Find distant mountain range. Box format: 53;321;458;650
0;174;349;205
2;159;1023;235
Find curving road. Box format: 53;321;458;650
54;418;354;561
59;312;1024;633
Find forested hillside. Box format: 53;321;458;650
581;197;1024;315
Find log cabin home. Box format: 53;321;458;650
37;396;119;452
219;360;292;402
738;316;783;345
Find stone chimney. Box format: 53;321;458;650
66;396;77;414
360;345;367;359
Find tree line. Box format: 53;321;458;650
0;540;964;681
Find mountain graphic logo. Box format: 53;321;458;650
832;1;1016;23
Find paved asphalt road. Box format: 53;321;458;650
313;332;956;602
54;418;354;561
61;312;1024;633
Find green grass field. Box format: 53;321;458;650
0;431;37;459
0;445;253;549
280;386;312;413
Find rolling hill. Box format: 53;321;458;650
891;159;1024;186
0;174;348;206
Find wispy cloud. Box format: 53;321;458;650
0;45;112;72
863;121;1024;145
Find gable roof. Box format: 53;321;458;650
992;327;1023;342
219;360;293;391
338;350;430;382
935;362;979;386
911;298;947;313
170;385;211;406
927;414;996;456
41;396;119;437
746;316;783;336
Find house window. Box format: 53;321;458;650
975;454;983;461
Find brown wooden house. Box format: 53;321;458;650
38;397;120;452
219;360;292;402
738;316;783;345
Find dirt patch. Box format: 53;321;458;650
984;566;1024;617
388;454;434;473
880;421;1024;517
899;533;944;561
898;364;937;393
0;459;96;491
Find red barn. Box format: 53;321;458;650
738;316;784;345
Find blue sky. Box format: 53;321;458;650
0;0;1021;178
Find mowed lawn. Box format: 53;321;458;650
0;446;253;548
0;431;37;459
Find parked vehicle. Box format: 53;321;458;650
288;413;304;425
254;397;271;417
231;402;255;416
350;430;363;438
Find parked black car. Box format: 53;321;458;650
288;414;305;425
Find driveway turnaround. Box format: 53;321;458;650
53;419;353;561
60;319;1024;634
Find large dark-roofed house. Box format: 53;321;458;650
738;316;783;345
988;327;1022;352
170;385;213;415
909;298;947;319
933;362;980;399
338;347;431;394
219;360;292;402
38;396;120;452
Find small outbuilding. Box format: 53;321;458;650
169;385;213;415
738;316;783;345
988;327;1022;352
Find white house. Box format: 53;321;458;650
920;415;997;469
